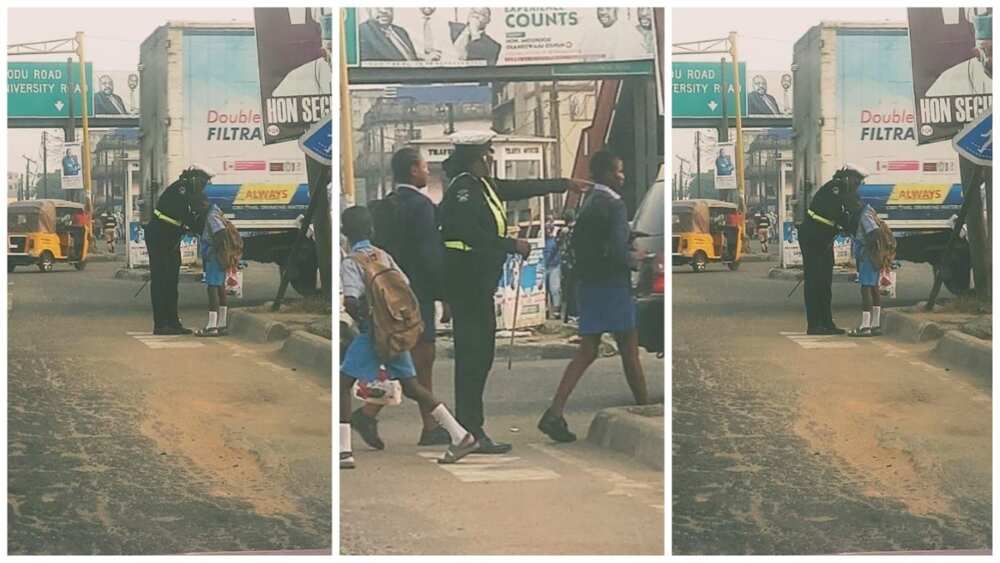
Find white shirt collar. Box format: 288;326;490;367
397;183;433;202
593;183;621;200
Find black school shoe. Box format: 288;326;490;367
538;409;577;443
154;325;190;335
418;425;451;446
472;433;512;454
351;408;385;450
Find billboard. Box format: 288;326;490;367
350;7;656;68
907;7;993;144
8;62;93;118
672;62;745;118
746;70;792;117
254;7;332;145
836;30;961;189
93;71;140;116
182;30;306;186
60;141;83;190
713;141;736;190
495;241;546;330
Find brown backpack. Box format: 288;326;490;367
351;248;424;362
217;217;244;272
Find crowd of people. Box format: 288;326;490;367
339;133;651;468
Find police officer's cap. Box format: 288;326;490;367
450;130;496;148
836;163;868;180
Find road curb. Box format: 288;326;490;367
881;309;945;343
113;268;201;283
228;310;291;343
586;404;664;470
767;267;855;283
279;330;332;375
438;341;578;360
932;331;992;380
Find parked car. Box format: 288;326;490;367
632;181;664;355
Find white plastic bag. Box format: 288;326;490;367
352;368;402;406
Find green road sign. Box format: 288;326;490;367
344;8;358;67
7;62;94;118
672;61;745;118
553;60;653;77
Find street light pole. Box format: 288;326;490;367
729;31;747;214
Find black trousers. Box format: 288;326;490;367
800;233;835;330
449;285;497;437
144;221;182;329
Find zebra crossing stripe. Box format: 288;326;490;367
127;331;205;349
417;451;560;483
780;331;858;349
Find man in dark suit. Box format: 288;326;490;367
359;7;419;62
450;8;501;66
748;75;781;115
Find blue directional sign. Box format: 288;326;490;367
298;115;331;165
952;111;992;167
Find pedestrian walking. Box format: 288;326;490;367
339;206;478;468
538;150;649;442
544;222;562;318
100;209;119;253
438;130;589;454
195;195;234;337
797;164;865;335
755;211;771;253
144;166;211;335
351;147;454;449
848;201;895;337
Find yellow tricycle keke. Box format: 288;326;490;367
7;199;91;273
671;199;743;272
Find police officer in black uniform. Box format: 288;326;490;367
145;166;212;335
439;132;588;454
797;164;865;335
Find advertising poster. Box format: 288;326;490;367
836;30;962;210
495;239;546;330
183;29;307;186
746;70;793;117
781;221;852;267
60;141;83;190
353;7;655;68
254;7;332;145
907;7;992;144
128;221;148;267
93;70;140;116
713;141;736;190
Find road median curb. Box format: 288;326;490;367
881;309;945;342
228;310;291;343
113;268;201;283
586;404;664;470
932;331;992;381
279;330;332;375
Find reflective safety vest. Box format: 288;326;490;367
154;209;182;227
444;174;506;252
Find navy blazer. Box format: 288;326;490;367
394;186;444;300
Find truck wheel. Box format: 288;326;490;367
934;259;972;296
37;251;55;273
691;251;708;273
279;261;319;296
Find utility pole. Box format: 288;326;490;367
729;31;746;213
550;82;562;177
719;58;728;143
42;131;48;199
695;130;702;198
23;156;36;201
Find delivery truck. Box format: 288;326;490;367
792;22;971;294
139;21;317;294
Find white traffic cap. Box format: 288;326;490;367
187;164;216;178
840;163;868;178
450;130;496;147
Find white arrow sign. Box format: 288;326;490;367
54;100;64;111
707;100;718;111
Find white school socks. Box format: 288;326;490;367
218;306;228;328
206;311;218;329
340;423;351;453
861;311;871;329
431;404;468;445
871;306;881;327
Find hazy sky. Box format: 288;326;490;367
7;8;253;179
671;7;907;179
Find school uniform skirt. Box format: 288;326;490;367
576;279;637;335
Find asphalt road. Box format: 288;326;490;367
7;260;331;555
340;355;665;555
672;258;992;555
